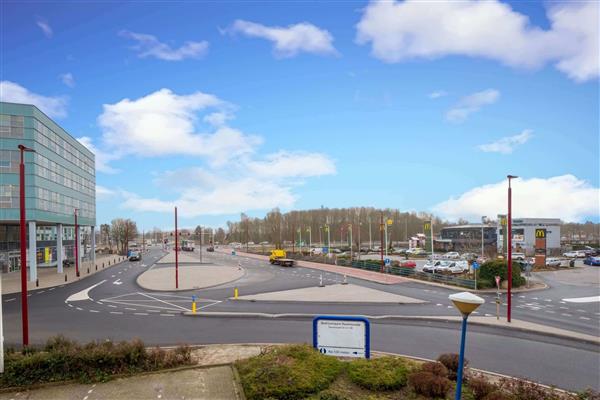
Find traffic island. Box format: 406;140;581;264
136;264;244;291
231;283;426;304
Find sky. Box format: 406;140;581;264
1;0;599;230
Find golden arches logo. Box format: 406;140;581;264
424;222;431;231
535;229;546;238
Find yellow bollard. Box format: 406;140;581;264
234;287;239;299
192;301;197;314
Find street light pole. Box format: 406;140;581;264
18;144;34;346
74;209;79;277
507;175;518;323
175;206;179;289
368;216;372;250
481;216;486;259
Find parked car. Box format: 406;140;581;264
392;248;408;255
545;257;562;267
206;246;215;252
407;248;427;256
423;260;453;273
399;260;416;268
128;251;141;261
512;252;526;260
423;260;442;273
583;256;600;266
311;247;323;255
448;261;469;274
359;247;370;254
444;252;460;259
564;250;586;258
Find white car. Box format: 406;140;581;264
546;258;562;267
563;251;579;258
448;262;469;274
444;252;460;259
512;253;526;260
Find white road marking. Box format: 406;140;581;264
89;310;99;313
134;312;149;316
76;307;83;311
66;280;106;302
137;292;190;311
562;296;600;303
579;316;591;320
125;307;137;311
109;311;123;315
112;279;122;285
107;305;117;308
160;314;175;317
561;313;573;317
5;298;15;302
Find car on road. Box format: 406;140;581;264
407;248;427;256
128;251;141;261
583;256;600;266
206;246;215;252
398;260;416;268
512;252;526;260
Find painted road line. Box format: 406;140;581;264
160;314;175;317
125;307;137;311
89;310;100;313
134;313;149;316
137;292;190;311
5;298;15;302
563;296;600;303
109;311;123;315
66;280;107;302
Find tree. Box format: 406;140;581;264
110;218;138;255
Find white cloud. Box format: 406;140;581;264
433;175;600;223
246;151;336;178
478;130;533;154
96;185;116;200
356;0;599;82
203;111;233;127
98;88;260;164
36;17;53;38
76;136;119;174
446;89;499;122
229;20;338;58
60;73;75;88
428;90;447;99
0;81;68;118
120;30;209;61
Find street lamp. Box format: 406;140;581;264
480;216;487;259
507;175;518;323
174;206;179;289
449;292;485;400
18;144;34;346
74;208;79;277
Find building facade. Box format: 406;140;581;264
497;218;561;256
439;225;498;254
0;102;96;280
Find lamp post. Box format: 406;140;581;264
174;206;179;289
18;144;34;346
507;175;518;323
449;292;485;400
74;208;79;277
481;216;487;259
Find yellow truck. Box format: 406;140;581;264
269;249;295;267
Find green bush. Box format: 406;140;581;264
1;336;192;388
478;259;526;288
235;344;344;400
347;357;409;391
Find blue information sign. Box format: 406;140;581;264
472;262;480;270
384;258;391;266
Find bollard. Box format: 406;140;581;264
65;274;67;282
95;265;97;271
234;287;239;299
102;262;105;268
192;301;197;314
342;275;348;285
87;267;90;274
319;274;324;287
36;278;39;287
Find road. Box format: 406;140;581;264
1;246;598;391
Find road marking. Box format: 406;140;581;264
89;310;100;313
134;312;149;316
67;304;74;308
76;307;83;311
125;307;137;311
107;305;117;308
48;287;55;291
5;298;15;302
66;280;107;302
545;310;555;314
113;279;123;285
111;275;116;278
109;311;123;315
561;313;573;317
160;314;175;317
579;316;591;320
137;292;190;311
562;296;600;303
576;309;587;313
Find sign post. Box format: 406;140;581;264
313;316;370;358
534;228;547;269
471;261;480;290
495;275;501;320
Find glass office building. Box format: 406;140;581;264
0;102;96;281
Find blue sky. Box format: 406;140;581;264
1;0;598;230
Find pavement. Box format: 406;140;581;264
1;253;127;295
233;283;425;303
1;246;598;391
156;250;203;264
137;264;245;291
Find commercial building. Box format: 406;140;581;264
439;225;498;255
0;102;96;281
497;218;561;256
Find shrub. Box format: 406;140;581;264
347;357;410;391
468;375;498;400
499;378;566;400
420;362;448;378
578;389;600;400
437;353;467;381
0;336;193;388
478;259;526;288
484;391;515;400
408;371;451;398
235;344;343;400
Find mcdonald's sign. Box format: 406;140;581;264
535;229;546;238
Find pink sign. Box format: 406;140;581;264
495;276;501;287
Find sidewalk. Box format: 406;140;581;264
0;344;261;400
1;253;127;295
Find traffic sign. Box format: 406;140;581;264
495;275;501;288
384;258;391;266
313;316;370;359
472;262;480;270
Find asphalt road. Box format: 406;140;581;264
2;246;598;391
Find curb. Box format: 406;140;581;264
181;311;600;346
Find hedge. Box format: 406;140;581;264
478;259;526;289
